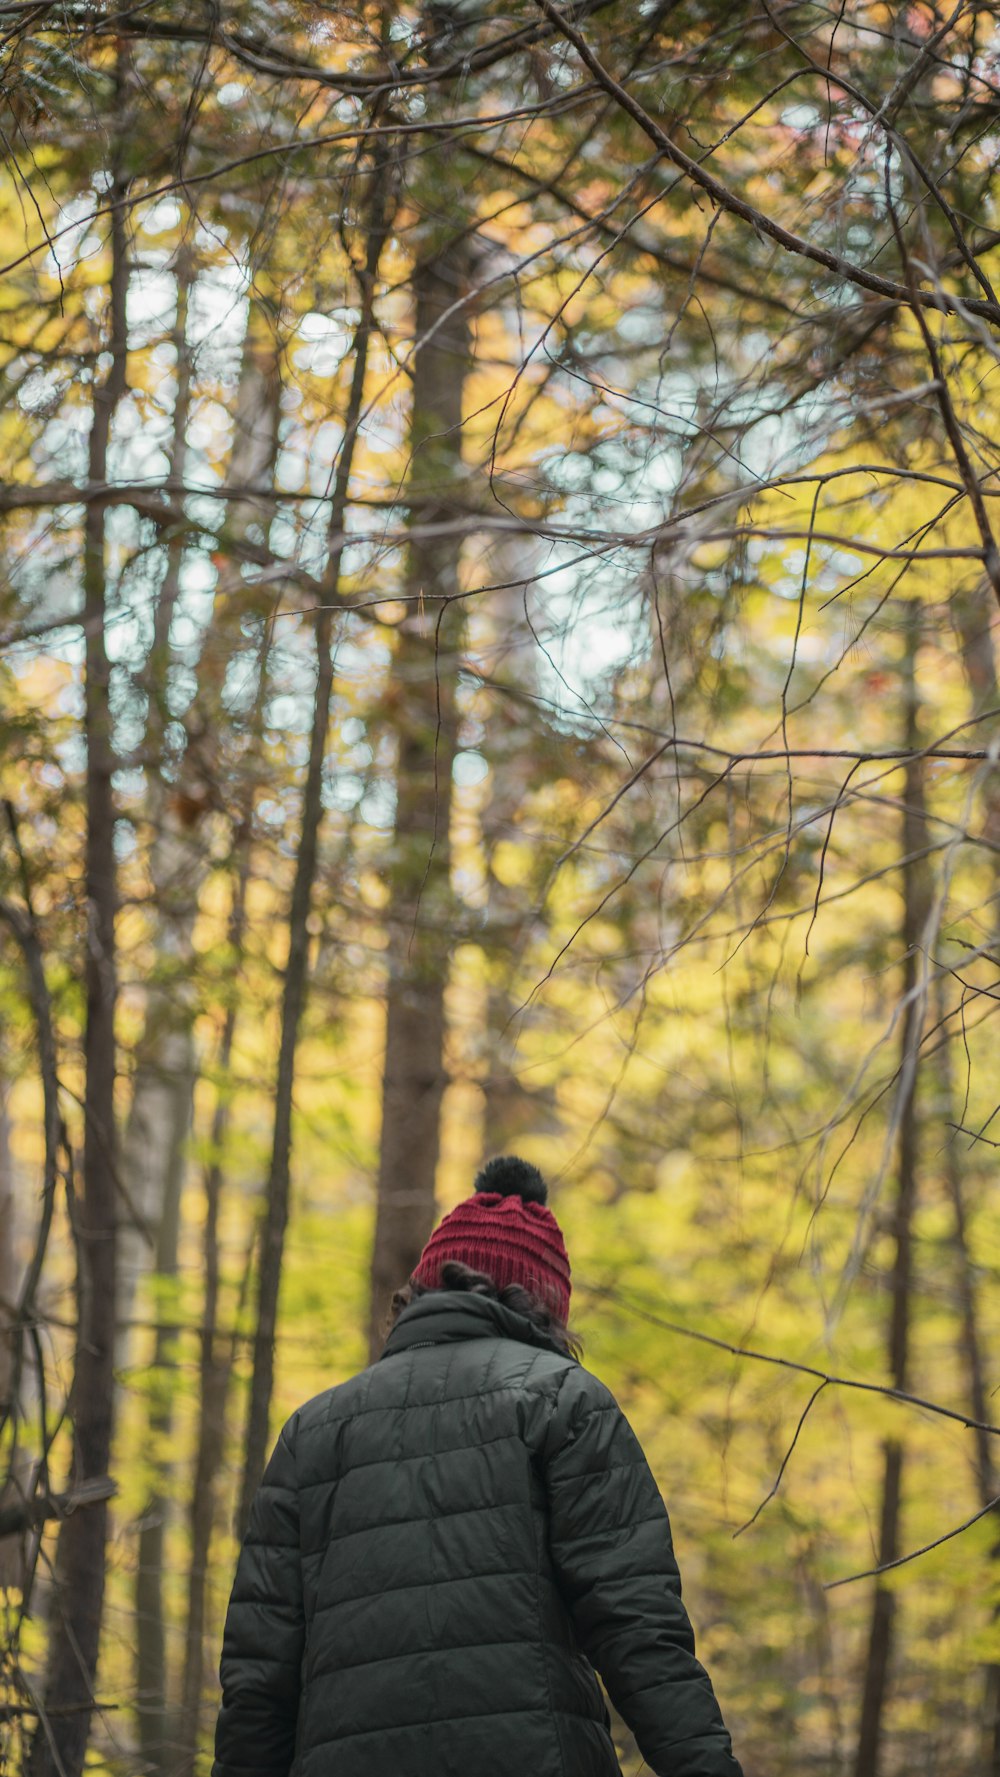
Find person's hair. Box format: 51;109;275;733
389;1258;581;1359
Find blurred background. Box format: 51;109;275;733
1;3;999;1773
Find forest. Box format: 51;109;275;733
1;1;999;1773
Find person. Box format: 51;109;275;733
213;1155;744;1777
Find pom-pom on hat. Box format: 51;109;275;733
412;1155;571;1323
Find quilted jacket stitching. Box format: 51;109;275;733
530;1408;568;1777
305;1495;525;1552
306;1632;535;1679
302;1375;549;1433
307;1562;547;1617
297;1423;527;1491
293;1701;610;1750
214;1300;742;1777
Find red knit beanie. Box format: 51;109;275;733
412;1156;571;1323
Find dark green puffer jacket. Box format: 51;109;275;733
214;1291;743;1777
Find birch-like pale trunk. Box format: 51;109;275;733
476;535;555;1156
119;287;282;1351
127;289;283;1773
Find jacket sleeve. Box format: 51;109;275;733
213;1416;304;1777
540;1366;743;1777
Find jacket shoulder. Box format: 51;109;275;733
278;1365;380;1448
518;1354;621;1457
280;1345;611;1468
522;1353;616;1408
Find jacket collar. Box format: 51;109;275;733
379;1290;572;1361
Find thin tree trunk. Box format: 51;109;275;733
146;242;194;731
367;243;470;1357
27;134;128;1777
0;1075;26;1593
176;822;254;1777
176;545;279;1773
175;345;284;1755
853;608;929;1777
950;580;1000;1770
119;282;281;1350
115;249;196;1368
238;162;395;1534
127;278;282;1776
133;1128;186;1773
0;1083;14;1384
476;536;553;1155
936;974;993;1490
0;816;65;1611
952;582;1000;851
116;244;195;1357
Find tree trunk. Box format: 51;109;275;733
936;970;994;1498
174;299;285;1746
238;162;396;1534
476;535;552;1156
145;242;194;735
116;244;196;1357
175;461;282;1767
950;579;1000;1770
368;244;470;1358
176;823;254;1777
0;1075;28;1594
119;282;281;1352
133;1131;186;1773
952;582;1000;849
852;608;929;1777
126;806;199;1777
0;823;64;1613
125;278;282;1776
27;136;128;1777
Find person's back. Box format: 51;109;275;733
214;1159;743;1777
